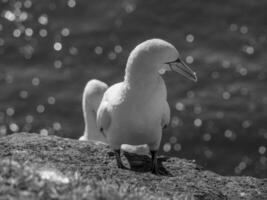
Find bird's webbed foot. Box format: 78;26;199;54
150;150;165;175
114;149;126;169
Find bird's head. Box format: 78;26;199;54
125;38;197;82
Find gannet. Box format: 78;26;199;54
81;39;197;174
79;79;108;143
79;79;149;155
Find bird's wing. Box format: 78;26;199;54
96;82;124;134
96;101;111;133
162;101;170;129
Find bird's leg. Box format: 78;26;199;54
151;150;159;174
150;150;164;175
114;149;126;169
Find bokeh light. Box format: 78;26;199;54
54;42;62;51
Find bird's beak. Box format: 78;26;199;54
168;58;197;82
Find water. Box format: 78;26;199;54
0;0;267;178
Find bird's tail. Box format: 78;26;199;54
79;79;108;143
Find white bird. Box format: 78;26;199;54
79;79;108;143
81;39;197;174
79;79;149;155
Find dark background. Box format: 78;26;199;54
0;0;267;178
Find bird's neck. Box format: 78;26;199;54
124;69;160;89
123;72;164;103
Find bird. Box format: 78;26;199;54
79;79;108;143
81;39;197;175
79;79;150;155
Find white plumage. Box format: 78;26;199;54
80;39;197;174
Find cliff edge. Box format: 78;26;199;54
0;133;266;200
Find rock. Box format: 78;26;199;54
0;133;266;200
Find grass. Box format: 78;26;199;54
0;159;195;200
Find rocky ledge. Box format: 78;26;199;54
0;133;266;200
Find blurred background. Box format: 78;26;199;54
0;0;267;178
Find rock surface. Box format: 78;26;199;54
0;133;266;200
